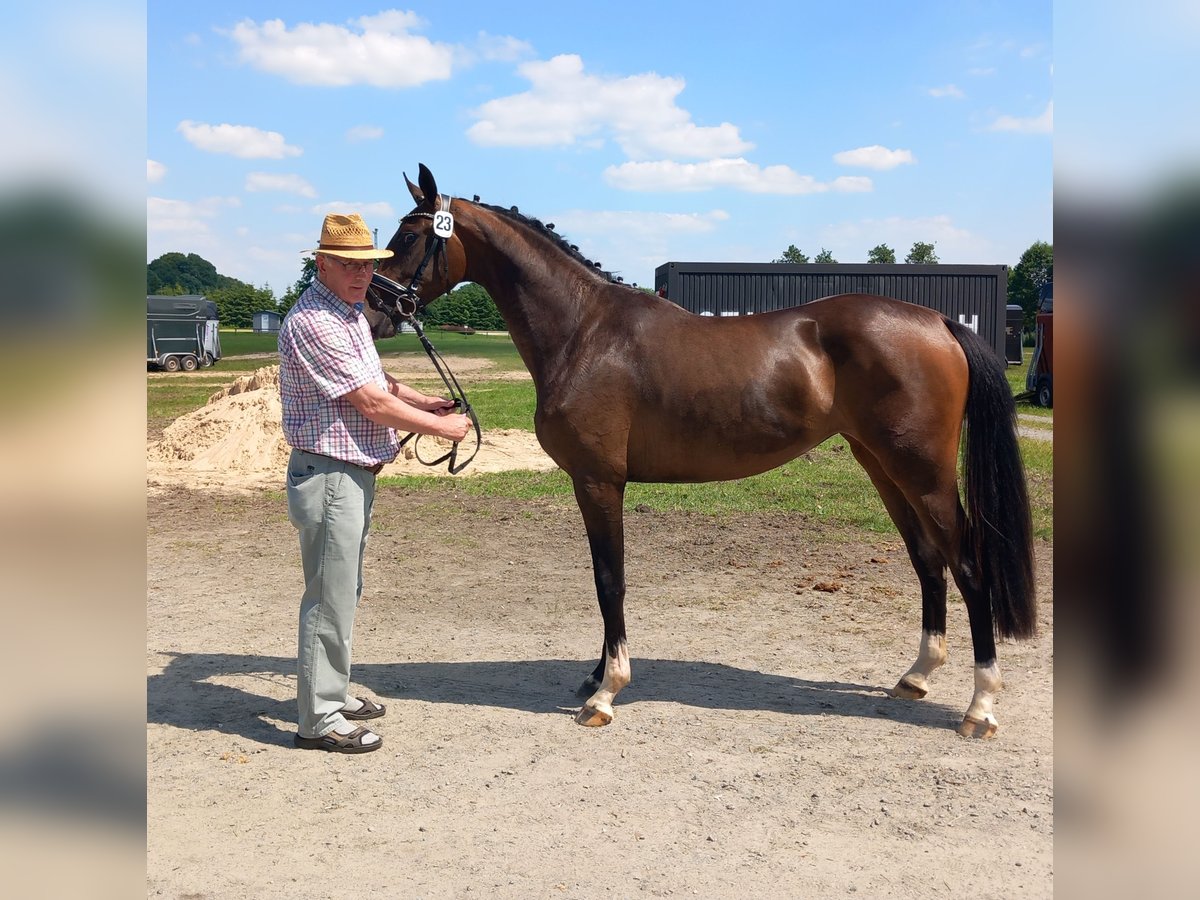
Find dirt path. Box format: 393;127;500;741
1017;413;1054;443
147;484;1053;899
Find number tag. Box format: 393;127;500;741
433;211;454;238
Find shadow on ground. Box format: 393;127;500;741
148;651;963;748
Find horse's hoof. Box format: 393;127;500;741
575;703;613;727
888;676;928;700
957;715;998;739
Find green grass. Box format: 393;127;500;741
378;332;532;373
213;330;532;374
1018;436;1054;540
151;331;1052;537
146;376;229;437
455;381;538;430
215;331;278;355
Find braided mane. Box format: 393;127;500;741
474;200;628;286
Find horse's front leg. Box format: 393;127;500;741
571;477;629;727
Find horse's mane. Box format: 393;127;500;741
472;199;632;287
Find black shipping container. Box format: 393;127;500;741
653;262;1009;361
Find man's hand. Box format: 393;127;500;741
345;382;471;442
439;413;472;443
422;396;458;415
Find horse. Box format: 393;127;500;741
374;163;1036;738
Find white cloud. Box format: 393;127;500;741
968;67;997;77
554;208;730;237
346;124;384;143
988;100;1052;134
147;159;166;182
832;145;916;171
467;54;753;160
829;176;873;192
228;11;455;87
549;208;733;285
146;201;306;293
473;32;534;63
604;158;873;195
821;214;992;263
147;195;240;240
928;84;965;99
177;120;302;159
245;172;317;198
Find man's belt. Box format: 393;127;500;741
302;450;385;475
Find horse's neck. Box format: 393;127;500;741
460;209;597;381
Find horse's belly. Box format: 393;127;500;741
626;431;824;483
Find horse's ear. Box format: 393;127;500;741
404;171;423;205
417;163;438;209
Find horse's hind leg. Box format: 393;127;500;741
571;477;631;727
947;550;1003;738
850;436;1005;737
845;437;950;700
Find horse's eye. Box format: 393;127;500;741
401;232;418;247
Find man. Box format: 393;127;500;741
279;212;471;754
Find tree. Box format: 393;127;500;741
147;251;236;295
279;257;316;316
773;244;809;264
1008;240;1053;333
866;243;896;264
210;282;274;330
459;282;506;330
421;282;505;330
905;241;939;264
813;248;837;263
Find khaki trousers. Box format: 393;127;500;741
286;448;376;738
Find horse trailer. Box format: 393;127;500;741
147;294;222;372
1024;283;1053;407
1005;304;1025;365
653;262;1010;361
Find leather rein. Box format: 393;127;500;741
366;207;482;475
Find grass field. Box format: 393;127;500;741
153;331;1053;538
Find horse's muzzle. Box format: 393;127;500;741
366;271;422;323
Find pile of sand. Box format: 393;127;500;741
207;366;281;403
147;365;557;494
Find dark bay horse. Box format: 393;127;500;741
376;163;1036;738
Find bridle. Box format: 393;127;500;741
396;210;449;296
365;198;482;475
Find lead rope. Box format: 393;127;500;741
395;314;482;475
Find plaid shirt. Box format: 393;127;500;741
278;279;398;467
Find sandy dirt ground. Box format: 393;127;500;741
147;362;1053;899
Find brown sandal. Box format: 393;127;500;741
293;725;382;754
341;697;386;721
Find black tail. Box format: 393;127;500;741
945;319;1037;639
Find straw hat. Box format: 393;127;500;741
308;213;394;260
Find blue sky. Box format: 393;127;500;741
148;2;1053;295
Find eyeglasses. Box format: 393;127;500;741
325;257;377;273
